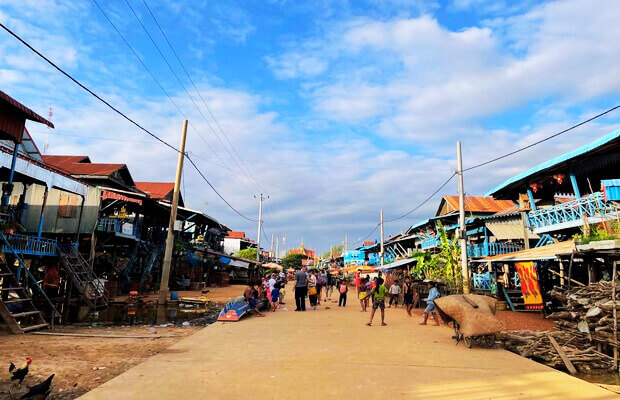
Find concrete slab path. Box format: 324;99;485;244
80;293;617;400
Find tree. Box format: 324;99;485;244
281;253;306;270
235;248;257;260
321;245;343;259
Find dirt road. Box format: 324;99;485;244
78;291;615;400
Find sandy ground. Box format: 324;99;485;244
79;289;616;400
0;286;568;400
0;325;200;400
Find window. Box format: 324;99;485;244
58;194;79;218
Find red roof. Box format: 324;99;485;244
226;231;246;239
134;182;174;200
440;196;515;215
0;90;54;128
363;241;375;246
42;155;124;176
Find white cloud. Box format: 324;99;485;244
265;53;328;79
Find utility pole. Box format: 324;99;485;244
457;141;470;294
282;233;287;256
158;120;188;304
380;209;385;266
344;234;348;252
270;233;274;260
275;235;279;261
255;194;267;262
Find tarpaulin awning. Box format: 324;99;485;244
376;257;416;271
262;262;283;270
230;259;250;269
475;240;575;262
485;221;539;240
101;188;143;205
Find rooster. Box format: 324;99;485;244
9;358;32;384
19;374;54;400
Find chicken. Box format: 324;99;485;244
9;358;32;384
20;374;54;400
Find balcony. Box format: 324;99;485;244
2;234;57;256
96;217;141;239
527;192;618;234
420;237;441;250
467;242;523;258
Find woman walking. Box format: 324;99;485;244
308;269;318;310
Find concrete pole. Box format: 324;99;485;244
158;120;188;304
270;233;274;260
380;209;384;266
275;235;279;261
457;141;470;294
345;234;348;251
255;194;264;262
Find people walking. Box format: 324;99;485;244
358;277;369;312
308;269;318;310
403;276;414;316
420;281;441;326
338;279;348;307
294;267;308;312
388;280;401;308
367;277;388;326
326;270;334;301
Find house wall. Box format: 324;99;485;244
223;237;241;255
13;182;100;234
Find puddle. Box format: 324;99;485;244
577;373;620;386
89;301;225;327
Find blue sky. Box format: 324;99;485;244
1;0;619;255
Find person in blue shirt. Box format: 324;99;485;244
420;281;440;326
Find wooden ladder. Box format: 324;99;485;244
0;265;49;334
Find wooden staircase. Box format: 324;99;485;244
0;260;49;334
58;244;109;311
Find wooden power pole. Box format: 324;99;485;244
158;120;188;304
380;209;384;266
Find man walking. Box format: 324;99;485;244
294;266;309;311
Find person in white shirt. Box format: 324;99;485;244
388;281;401;308
268;273;277;295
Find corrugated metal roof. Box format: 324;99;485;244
226;231;246;239
42;155;125;176
42;155;90;170
486;128;620;197
134;182;174;200
486;222;539;240
441;196;516;214
0;90;54;128
476;240;574;262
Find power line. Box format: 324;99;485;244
384;172;457;223
0;20;256;222
464;104;620;171
139;0;266;194
123;0;265;195
90;0;257;198
354;224;380;245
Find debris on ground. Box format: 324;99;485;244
499;281;620;375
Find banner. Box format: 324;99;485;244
514;261;543;310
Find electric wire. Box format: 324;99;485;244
464;104;620;171
90;0;258;198
123;0;265;195
0;20;256;222
139;0;266;194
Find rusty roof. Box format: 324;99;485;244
134;182;174;200
226;231;246;239
439;196;516;215
42;155;124;176
0;90;54;128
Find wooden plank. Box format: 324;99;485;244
0;300;24;334
548;334;577;375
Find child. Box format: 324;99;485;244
358;278;369;312
270;282;281;312
388;280;401;308
420;281;440;326
403;276;414;316
338;279;348;307
244;282;265;317
367;277;388;326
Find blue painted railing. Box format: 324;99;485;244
2;234;57;256
527;192;616;231
473;272;492;290
97;217;141;238
467;242;523;258
421;237;441;249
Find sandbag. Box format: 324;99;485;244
434;294;504;337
